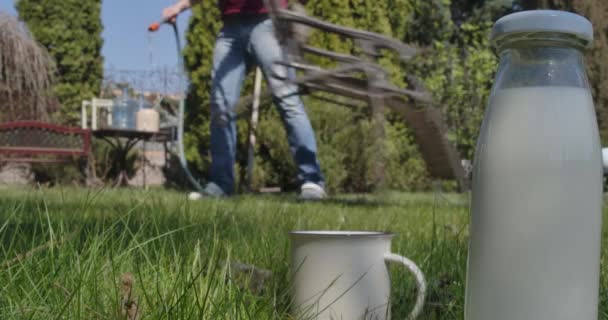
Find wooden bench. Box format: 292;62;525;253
0;121;91;163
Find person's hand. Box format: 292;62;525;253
162;2;185;23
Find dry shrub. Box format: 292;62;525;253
0;12;57;121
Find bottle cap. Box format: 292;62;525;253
492;10;593;47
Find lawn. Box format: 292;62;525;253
0;186;606;319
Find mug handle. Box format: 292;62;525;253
384;253;427;320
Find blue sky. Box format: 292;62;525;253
0;0;192;71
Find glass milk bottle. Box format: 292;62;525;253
465;11;603;320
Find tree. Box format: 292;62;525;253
181;1;222;186
16;0;104;124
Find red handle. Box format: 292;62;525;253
148;22;162;32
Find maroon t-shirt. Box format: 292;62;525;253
218;0;288;16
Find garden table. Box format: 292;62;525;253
93;127;175;187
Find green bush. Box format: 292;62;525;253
16;0;103;124
31;161;86;186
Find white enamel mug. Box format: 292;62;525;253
290;231;427;320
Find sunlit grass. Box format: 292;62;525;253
0;186;606;319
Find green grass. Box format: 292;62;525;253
0;186;606;319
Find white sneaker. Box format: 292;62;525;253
188;182;225;200
299;182;327;200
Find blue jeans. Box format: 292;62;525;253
208;15;324;194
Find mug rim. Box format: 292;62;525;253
290;230;394;237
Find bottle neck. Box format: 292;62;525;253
493;43;589;90
494;32;589;52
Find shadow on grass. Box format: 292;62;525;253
250;192;393;208
297;197;390;208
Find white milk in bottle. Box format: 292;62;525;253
465;11;603;320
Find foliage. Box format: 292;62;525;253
401;1;510;160
31;161;87;186
182;2;222;182
16;0;104;124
